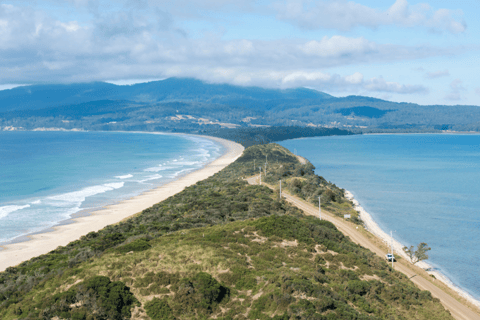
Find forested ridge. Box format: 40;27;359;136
1;78;479;133
0;144;453;320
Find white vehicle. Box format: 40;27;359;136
386;253;396;262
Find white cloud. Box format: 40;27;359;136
0;3;455;86
300;36;377;57
244;71;427;94
273;0;466;33
364;77;428;94
444;79;465;101
0;3;454;98
224;40;255;56
426;8;466;33
425;69;450;79
345;72;363;84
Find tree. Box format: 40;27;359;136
403;242;431;264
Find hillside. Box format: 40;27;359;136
0;78;479;133
0;144;453;320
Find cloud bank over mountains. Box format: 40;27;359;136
0;0;476;104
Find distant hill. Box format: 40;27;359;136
0;78;332;112
0;82;119;112
1;78;479;132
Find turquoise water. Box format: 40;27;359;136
280;134;480;301
0;131;223;244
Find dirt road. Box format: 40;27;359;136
246;176;480;320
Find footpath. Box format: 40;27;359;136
245;176;480;320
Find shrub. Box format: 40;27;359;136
172;272;229;315
347;280;371;296
116;238;152;253
145;298;175;320
41;276;138;320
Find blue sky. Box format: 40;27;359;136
0;0;478;105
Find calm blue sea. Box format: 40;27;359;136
0;131;223;244
280;134;480;301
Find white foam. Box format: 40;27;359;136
144;166;175;172
31;200;41;205
171;161;200;166
0;204;30;220
48;182;125;204
138;174;163;183
169;168;195;178
104;182;124;189
115;174;133;179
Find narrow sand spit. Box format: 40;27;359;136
345;190;480;310
0;135;244;272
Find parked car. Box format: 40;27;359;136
386;253;396;262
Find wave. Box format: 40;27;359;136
144;165;175;172
145;160;200;172
0;204;30;220
115;174;133;179
138;174;163;183
169;168;195;178
47;182;125;204
171;161;200;166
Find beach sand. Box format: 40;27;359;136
0;135;244;272
345;190;480;310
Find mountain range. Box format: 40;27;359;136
1;78;479;132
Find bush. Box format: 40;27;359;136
116;238;152;253
347;280;371;296
41;276;138;320
172;272;229;315
145;298;175;320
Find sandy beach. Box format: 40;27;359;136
345;190;480;310
0;134;244;272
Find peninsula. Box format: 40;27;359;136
1;142;477;320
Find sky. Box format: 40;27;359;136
0;0;478;105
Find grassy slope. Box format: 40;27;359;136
0;144;453;320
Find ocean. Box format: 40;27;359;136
280;134;480;302
0;131;223;245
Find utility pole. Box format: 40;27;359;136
391;231;394;269
254;159;255;171
259;167;262;185
319;196;321;220
265;155;267;176
279;180;282;199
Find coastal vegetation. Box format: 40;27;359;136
403;243;431;265
0;144;453;319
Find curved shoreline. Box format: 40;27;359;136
0;134;244;272
345;190;480;310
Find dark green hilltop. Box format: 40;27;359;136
0;144;454;320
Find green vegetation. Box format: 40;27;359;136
233;143;360;221
0;144;452;319
403;243;431;265
145;298;175;320
198;127;353;147
40;275;138;320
